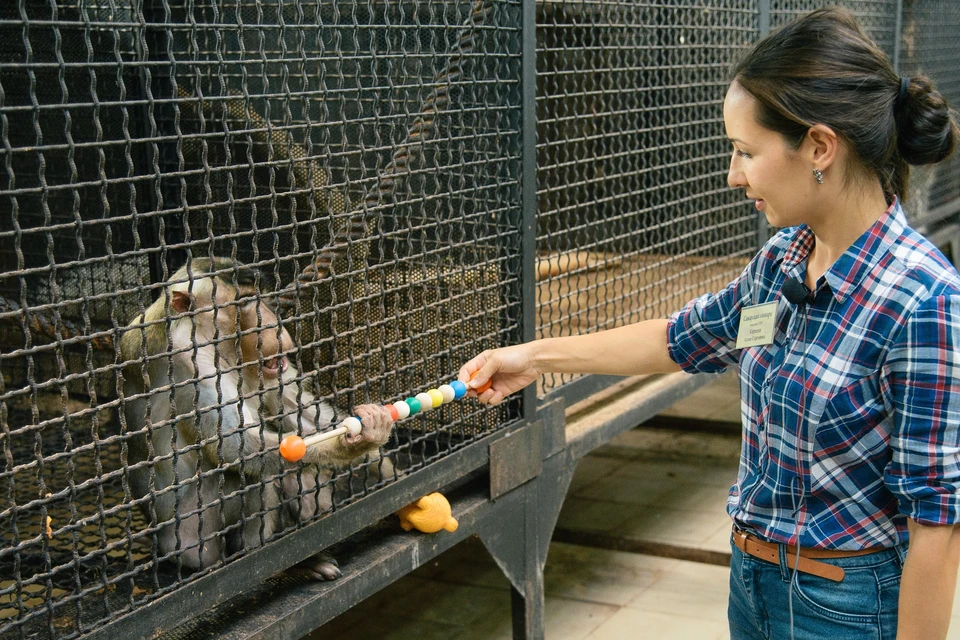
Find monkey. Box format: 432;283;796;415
118;257;393;580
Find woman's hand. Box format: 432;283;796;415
458;344;542;405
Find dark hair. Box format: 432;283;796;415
732;7;959;199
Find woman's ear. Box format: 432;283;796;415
805;124;839;172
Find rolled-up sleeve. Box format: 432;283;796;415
883;294;960;525
667;261;756;374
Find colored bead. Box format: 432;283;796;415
450;380;467;399
395;400;411;420
405;397;421;415
279;435;306;463
416;392;434;412
386;404;400;421
439;384;456;403
342;416;363;437
470;371;492;394
428;389;444;407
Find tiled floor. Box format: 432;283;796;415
307;371;960;639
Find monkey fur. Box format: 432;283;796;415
119;257;393;579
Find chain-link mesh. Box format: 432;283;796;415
899;0;960;222
1;0;520;636
536;2;759;394
770;0;900;55
3;0;960;637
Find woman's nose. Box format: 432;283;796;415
727;157;746;189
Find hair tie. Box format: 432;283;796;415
895;76;910;112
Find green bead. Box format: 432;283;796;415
405;397;421;415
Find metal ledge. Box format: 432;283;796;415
84;422;530;640
162;479;511;640
563;371;713;461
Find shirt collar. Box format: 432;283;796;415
779;200;905;304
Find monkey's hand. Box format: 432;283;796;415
298;404;394;467
345;404;394;449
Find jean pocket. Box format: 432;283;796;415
792;557;901;624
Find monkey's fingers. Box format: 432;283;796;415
284;555;341;582
350;406;393;445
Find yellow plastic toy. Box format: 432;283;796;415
397;492;459;533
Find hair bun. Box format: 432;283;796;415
896;74;958;165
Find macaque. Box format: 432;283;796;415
119;257;393;579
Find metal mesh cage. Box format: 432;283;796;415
770;0;900;54
3;0;960;638
1;0;520;636
898;0;960;226
535;2;759;395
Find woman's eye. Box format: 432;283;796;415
735;149;751;159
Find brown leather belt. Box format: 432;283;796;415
732;527;883;583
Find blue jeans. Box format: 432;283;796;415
728;537;907;640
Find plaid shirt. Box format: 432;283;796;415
668;203;960;550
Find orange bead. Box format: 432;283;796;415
280;435;306;462
386;404;400;421
470;370;492;394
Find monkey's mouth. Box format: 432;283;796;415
261;356;288;378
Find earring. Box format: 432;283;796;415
813;168;824;185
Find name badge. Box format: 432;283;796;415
735;301;778;349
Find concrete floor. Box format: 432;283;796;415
307;371;960;639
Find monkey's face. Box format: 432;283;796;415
238;299;293;380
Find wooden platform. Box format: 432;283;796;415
535;250;750;394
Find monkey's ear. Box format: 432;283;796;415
171;291;192;314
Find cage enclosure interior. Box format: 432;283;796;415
1;0;520;636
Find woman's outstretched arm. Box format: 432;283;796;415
458;319;681;405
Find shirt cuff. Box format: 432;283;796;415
898;492;960;526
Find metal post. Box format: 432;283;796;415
893;0;904;72
520;0;538;421
759;0;771;37
756;0;771;251
514;0;545;636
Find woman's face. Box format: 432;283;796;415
723;81;817;228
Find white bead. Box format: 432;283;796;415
415;392;434;412
341;416;363;436
395;400;411;420
439;384;456;403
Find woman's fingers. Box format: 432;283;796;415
458;345;539;404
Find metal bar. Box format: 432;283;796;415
758;0;771;36
893;0;904;72
913;198;960;232
164;484;500;639
519;0;538;423
543;368;713;415
541;373;630;410
564;371;711;461
756;0;772;253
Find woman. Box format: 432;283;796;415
459;8;960;640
